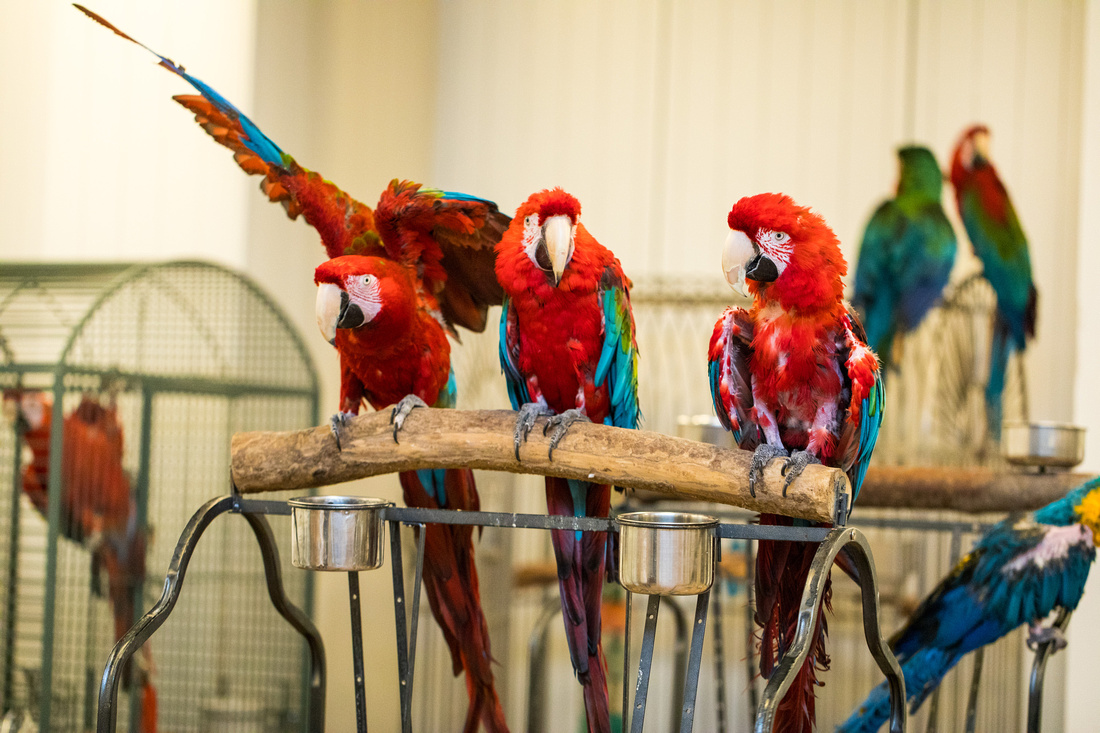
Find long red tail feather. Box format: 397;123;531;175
545;476;611;733
399;469;508;733
756;514;833;733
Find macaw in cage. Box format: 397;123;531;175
851;145;957;370
950;125;1037;440
838;477;1100;733
708;193;884;733
77;6;512;730
3;390;157;732
497;188;640;733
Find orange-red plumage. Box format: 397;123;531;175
710;194;883;733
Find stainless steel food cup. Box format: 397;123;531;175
289;495;393;571
1003;422;1085;469
617;511;719;595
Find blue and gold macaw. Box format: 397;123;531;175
852;146;957;369
838;477;1100;733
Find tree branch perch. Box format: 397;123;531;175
230;408;850;524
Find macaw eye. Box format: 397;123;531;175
360;275;372;286
524;215;536;227
774;232;789;244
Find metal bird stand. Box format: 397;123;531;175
95;495;909;732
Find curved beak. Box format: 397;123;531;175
541;215;575;285
722;230;755;296
971;130;991;164
316;283;347;345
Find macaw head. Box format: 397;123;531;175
2;389;48;432
314;256;417;344
721;192;846;311
510;188;581;286
952;124;991;173
896;145;944;199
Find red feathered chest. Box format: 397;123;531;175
749;304;846;454
497;244;614;422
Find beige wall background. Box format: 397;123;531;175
1;0;1096;730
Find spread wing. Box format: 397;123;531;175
708;306;759;449
377;180;508;333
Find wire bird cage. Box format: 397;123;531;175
405;274;1033;731
0;261;320;732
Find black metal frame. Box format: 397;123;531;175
95;496;325;733
96;497;1075;733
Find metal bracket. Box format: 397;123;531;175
96;496;326;733
755;527;907;733
1027;608;1073;733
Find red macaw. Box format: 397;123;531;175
4;390;157;732
496;189;640;733
78;7;511;730
950;125;1037;440
708;193;883;733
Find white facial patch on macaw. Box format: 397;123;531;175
346;273;383;323
1002;523;1094;574
19;393;46;430
522;214;542;262
756;229;793;274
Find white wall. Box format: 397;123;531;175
0;0;258;265
434;0;1085;425
1068;1;1100;731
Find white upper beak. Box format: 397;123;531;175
543;215;575;285
722;230;755;297
316;283;343;345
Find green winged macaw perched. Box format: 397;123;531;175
852;146;957;369
950;125;1037;440
78;7;512;730
838;477;1100;733
709;193;883;733
496;189;639;733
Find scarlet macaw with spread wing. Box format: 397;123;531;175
78;7;510;730
709;193;883;732
496;189;639;733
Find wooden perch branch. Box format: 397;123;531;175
857;466;1096;514
230;408;850;524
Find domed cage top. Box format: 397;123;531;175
0;260;320;732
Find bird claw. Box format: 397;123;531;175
748;443;788;498
390;394;429;443
543;408;590;460
514;402;553;461
781;450;822;496
1027;623;1068;652
329;411;355;452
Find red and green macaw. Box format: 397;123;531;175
79;7;511;730
852;145;957;369
496;189;639;733
3;390;158;732
950;125;1037;440
709;193;883;733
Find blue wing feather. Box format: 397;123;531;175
594;285;640;430
499;297;530;410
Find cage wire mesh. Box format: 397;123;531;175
408;273;1029;731
0;261;320;732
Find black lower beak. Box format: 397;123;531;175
336;291;366;330
745;253;779;283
